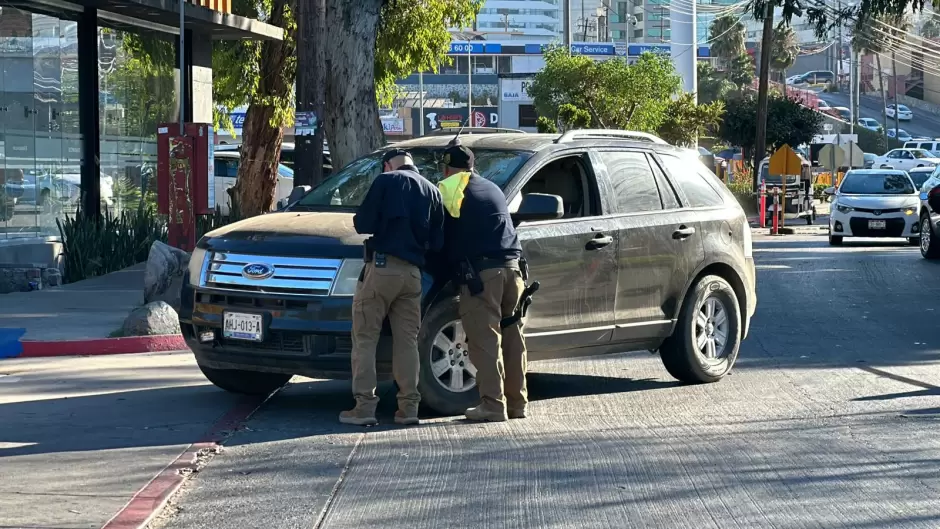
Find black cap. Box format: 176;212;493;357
382;148;411;165
442;144;474;170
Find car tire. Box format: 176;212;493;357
829;235;843;245
659;275;742;384
417;297;480;416
197;363;291;396
920;216;940;259
909;237;921;246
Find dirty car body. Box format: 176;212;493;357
180;133;757;414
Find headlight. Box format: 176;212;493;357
331;259;364;296
835;204;854;214
904;207;917;216
188;247;208;285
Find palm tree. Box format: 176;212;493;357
770;23;799;83
852;19;889;145
920;17;940;39
710;14;747;69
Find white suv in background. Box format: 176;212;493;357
873;148;940;171
904;141;940;157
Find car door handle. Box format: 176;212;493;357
586;234;613;250
673;226;696;239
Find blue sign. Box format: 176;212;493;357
571;43;616;56
626;43;711;58
524;43;545;55
231;112;246;129
448;42;502;54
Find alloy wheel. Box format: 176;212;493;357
922;218;932;254
429;320;477;393
695;297;731;363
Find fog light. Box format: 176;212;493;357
199;330;216;343
912;222;920;233
834;221;843;232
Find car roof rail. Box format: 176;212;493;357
555;129;669;145
424;127;525;136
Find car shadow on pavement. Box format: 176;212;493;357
526;372;678;402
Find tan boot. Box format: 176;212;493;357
394;409;420;425
508;407;528;419
339;405;377;426
465;405;508;422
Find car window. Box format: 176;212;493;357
839;172;915;194
900;151;913;159
597;150;663;213
912;150;932;159
658;154;725;208
294;147;531;208
214;158;238;177
910;171;932;189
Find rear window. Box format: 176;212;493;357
294;147;531;209
659;154;725;208
909;170;932;189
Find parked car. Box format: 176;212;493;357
215;141;332;174
908;166;935;189
886;104;913;121
697;146;716;174
817;99;834;113
826;169;921;246
873;148;940;171
863;152;876;169
887;128;914;142
180;130;758;414
857;118;882;131
0;169;25;222
917;165;940;258
213;151;295;215
16;171;114;209
791;70;835;87
833;106;852;121
904;140;940;154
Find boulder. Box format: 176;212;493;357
122;301;182;336
143;241;191;312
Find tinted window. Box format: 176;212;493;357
598;151;663;213
660;154;725;207
839;172;915;195
214;158;238;177
909;170;932;189
295;147;531;208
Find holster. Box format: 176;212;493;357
500;280;540;329
363;238;375;263
459;259;484;296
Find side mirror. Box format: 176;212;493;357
824;186;836;196
287;185;312;205
511;193;564;224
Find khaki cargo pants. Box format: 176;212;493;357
459;267;527;413
351;255;422;413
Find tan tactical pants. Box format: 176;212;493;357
459;267;527;413
351;255;422;413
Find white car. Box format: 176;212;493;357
857;118;881;131
873;148;940;171
886;104;913;121
827;169;921;246
213;151;294;215
887;128;913;142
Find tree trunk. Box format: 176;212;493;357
232;0;295;218
322;0;386;170
876;54;889;146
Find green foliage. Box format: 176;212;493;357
56;207;167;284
697;62;735;104
375;0;482;106
657;93;725;147
536;116;558;133
726;53;755;87
921;17;940;38
102;31;177;137
709;14;747;66
770;23;799;74
557;103;592;130
720;92;823;159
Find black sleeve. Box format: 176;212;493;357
353;176;383;235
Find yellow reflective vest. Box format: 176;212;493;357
438;171;472;218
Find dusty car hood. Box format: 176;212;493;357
200;211;367;258
837;194;920;209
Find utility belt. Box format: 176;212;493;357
458;256;539;329
363;237;389;270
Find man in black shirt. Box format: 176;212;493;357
343;149;445;427
437;144;527;422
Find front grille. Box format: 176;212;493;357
220;330;307;354
849;217;906;237
215;330;351;357
852;207;901;214
203;252;342;296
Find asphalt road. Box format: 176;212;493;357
822;91;940;142
4;231;940;529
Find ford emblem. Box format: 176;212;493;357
242;263;275;280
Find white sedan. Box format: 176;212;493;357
873;148;940;171
886;104;914;121
857;118;881;131
827;169;921;246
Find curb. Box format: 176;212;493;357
1;334;187;360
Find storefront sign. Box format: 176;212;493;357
295;111;319;136
230;112;247;129
413;107;499;132
501;79;534;102
449;42;502;55
381;118;405;133
571;43;616;56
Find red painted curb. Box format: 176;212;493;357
20;335;187;358
100;395;266;529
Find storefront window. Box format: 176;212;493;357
98;27;178;216
0;8;79;239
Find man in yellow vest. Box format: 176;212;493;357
437;144;528;422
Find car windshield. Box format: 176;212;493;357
909;171;932;188
293;147;532;209
839;172;915;194
899;105;910;112
912;149;933;159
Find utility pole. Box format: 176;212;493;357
849;48;855;135
837;0;844;90
418;71;425;137
753;1;774;193
564;0;572;52
467;40;473;120
892;50;900;136
295;0;325;187
178;0;184;135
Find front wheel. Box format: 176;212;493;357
921;216;940;259
197;363;292;396
660;275;742;384
417;297;480;415
829;235;843;246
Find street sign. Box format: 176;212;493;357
823;123;833;132
819;144;845;170
769;144;802;176
844;142;865;168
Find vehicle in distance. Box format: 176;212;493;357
917;165;940;259
857;118;882;131
790;70;834;86
886;104;913;121
180;131;758;414
833;106;852;121
826;169;920;246
863;153;876;169
904;140;940;154
888;128;913;142
213;151;295;215
816;99;834;114
873;148;940;171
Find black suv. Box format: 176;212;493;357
180;130;757;414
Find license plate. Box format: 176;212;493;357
223;312;264;342
868;220;887;229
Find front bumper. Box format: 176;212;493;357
179;279;394;379
829;208;919;238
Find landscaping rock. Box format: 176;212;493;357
122;301;181;336
143;241;191;312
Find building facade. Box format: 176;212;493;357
0;0;280;271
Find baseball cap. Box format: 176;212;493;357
382;148;411;164
442;144;474;170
